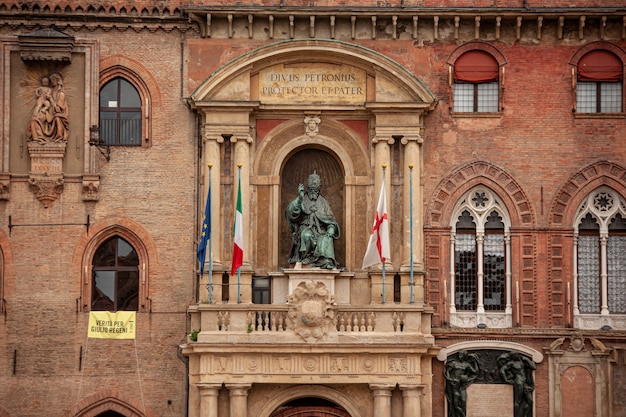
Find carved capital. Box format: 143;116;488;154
230;134;253;144
400;135;424;145
372;136;394;145
203;134;224;144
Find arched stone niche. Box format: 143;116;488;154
188;39;436;273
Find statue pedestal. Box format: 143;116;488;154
28;142;66;207
272;266;345;304
286;266;341;295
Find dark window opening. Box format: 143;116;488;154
99;78;142;146
92;237;139;311
222;272;229;303
393;273;401;303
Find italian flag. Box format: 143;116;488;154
231;174;243;275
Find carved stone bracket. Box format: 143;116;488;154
0;173;10;201
27;142;66;208
29;176;64;208
82;174;101;202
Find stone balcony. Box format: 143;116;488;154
187;301;435;345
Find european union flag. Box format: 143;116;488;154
197;184;211;276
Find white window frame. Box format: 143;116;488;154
573;187;626;330
449;187;512;328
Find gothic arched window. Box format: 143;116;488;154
574;188;626;329
92;236;140;311
450;187;511;328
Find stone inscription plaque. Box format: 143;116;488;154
259;64;366;105
466;384;513;417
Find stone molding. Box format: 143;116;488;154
194;350;429;385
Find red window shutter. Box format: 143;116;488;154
578;50;623;82
454;50;499;83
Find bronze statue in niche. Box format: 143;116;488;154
27;71;69;144
285;171;340;269
444;349;537;417
498;351;536;417
444;350;479;417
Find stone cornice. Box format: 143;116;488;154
3;4;625;41
432;326;626;341
182;7;626;42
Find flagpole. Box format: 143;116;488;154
236;163;242;304
207;164;213;304
381;163;387;305
409;163;414;304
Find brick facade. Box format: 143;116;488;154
1;1;625;417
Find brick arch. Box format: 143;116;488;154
71;216;158;312
60;389;158;417
99;55;162;106
99;56;161;146
446;41;508;67
426;160;535;228
568;41;626;66
549;160;626;227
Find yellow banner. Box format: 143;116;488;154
88;311;136;339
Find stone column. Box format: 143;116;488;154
476;232;485;316
226;383;252;417
401;135;423;271
370;136;393;303
401;135;424;304
372;136;393;195
600;234;609;315
231;135;253;303
399;384;423;417
196;383;222;417
202;134;224;270
370;383;395;417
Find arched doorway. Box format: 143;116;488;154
95;412;125;417
270;398;351;417
280;147;345;269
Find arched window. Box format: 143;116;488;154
92;236;139;311
453;50;500;113
574;188;626;329
450;187;511;328
576;50;623;113
99;77;142;146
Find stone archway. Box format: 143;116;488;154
257;386;364;417
271;406;352;417
270;397;352;417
